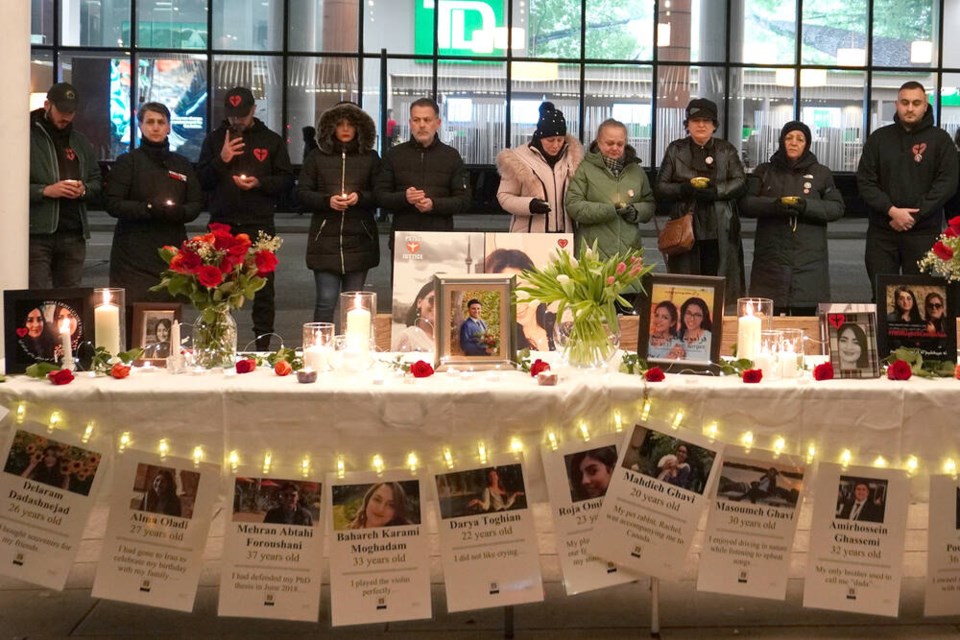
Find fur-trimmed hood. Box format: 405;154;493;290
316;103;377;154
495;133;584;189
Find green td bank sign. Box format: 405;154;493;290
415;0;516;57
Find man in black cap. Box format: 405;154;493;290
197;87;293;351
28;82;102;288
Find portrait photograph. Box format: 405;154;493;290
620;425;717;496
133;303;182;364
714;457;805;510
636;274;725;372
331;480;421;530
434;274;516;370
129;463;201;519
2;429;101;497
483;232;574;352
435;464;527;519
563;444;618;503
835;476;888;524
823;311;881;379
3;288;96;374
875;275;957;362
232;478;320;528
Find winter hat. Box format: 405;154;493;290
534;102;567;140
224;87;255;117
684;98;719;127
778;120;812;154
47;82;78;114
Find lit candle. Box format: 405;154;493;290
303;345;330;372
345;294;371;353
340;150;347;196
754;347;775;380
737;303;762;361
59;318;73;368
164;199;174;206
779;344;798;378
95;289;121;355
169;320;181;355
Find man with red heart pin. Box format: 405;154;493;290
857;80;958;298
197;86;293;350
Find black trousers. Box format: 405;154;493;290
864;224;938;299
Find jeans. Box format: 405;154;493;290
313;270;369;324
29;232;86;289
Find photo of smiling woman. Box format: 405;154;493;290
565;445;618;502
826;313;879;378
332;481;421;530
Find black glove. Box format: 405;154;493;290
616;204;638;223
529;198;551;214
692;184;718;201
775;197;806;216
679;182;696;199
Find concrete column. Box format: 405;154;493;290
0;2;31;368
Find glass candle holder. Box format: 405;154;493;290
340;291;376;354
94;287;125;355
779;328;804;379
736;297;773;361
756;329;784;380
302;322;334;372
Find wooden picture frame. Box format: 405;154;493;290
636;273;725;373
434;274;516;371
132;302;182;365
819;306;881;379
875;274;957;362
3;288;96;374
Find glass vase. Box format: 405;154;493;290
554;307;621;369
192;306;237;369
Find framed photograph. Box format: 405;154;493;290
132;303;182;365
434;273;516;370
819;305;881;378
875;274;957;362
620;425;716;496
636;273;725;373
3;288;96;374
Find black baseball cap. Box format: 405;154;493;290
47;82;79;114
224;87;255;117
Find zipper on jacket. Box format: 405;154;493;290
314;218;327;241
339;211;346;273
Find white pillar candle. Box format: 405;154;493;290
779;345;798;379
170;320;181;355
345;295;371;353
737;305;762;361
754;349;775;380
303;345;331;372
59;318;73;366
95;289;121;355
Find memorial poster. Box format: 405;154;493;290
924;474;960;617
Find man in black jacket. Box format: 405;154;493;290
857;81;958;296
374;97;471;262
197;87;293;350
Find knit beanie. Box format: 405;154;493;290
533;102;567;141
779;120;812;153
684;98;719;127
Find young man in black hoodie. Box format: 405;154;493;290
197;87;294;350
857;81;958;295
28;82;102;288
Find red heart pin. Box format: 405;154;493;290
912;143;927;156
557;239;569;248
253;148;268;162
65;148;76;161
16;327;28;338
828;314;845;330
229;95;242;107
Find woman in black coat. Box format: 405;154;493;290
297;102;381;323
739;121;844;315
105;102;202;306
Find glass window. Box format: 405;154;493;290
655;65;727;164
941;72;960;142
31;0;53;45
59;52;131;160
732;68;796;171
212;0;283;51
211;55;284;133
802;0;867;65
526;0;581;59
584;64;652;165
30;52;55;109
287;56;360;160
801;70;868;172
290;0;359;53
585;0;653;61
871;0;937;66
136;53;209;160
137;0;208;49
945;0;960;67
737;0;796;65
438;61;507;164
658;1;727;63
61;0;131;47
367;0;416;55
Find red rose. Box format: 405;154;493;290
110;363;131;379
933;240;954;261
48;369;74;385
947;226;959;238
208;222;233;235
742;368;763;383
948;216;960;234
170;250;202;274
529;359;551;377
236;359;257;374
954;364;960;380
813;362;834;381
886;359;912;381
274;360;293;376
410;360;434;378
197;264;224;288
644;367;665;382
255;250;278;276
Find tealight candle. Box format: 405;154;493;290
94;288;124;355
302;322;334;371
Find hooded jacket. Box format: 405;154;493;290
29;108;102;236
297;103;380;274
740;143;845;309
196;118;294;229
856;108;958;233
495;134;583;233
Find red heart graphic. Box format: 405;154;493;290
229;95;242;107
253;148;268;162
912;143;927;156
828;314;845;330
557;239;569;248
65;148;76;161
16;327;28;338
